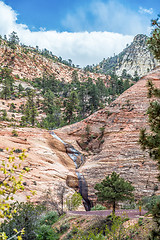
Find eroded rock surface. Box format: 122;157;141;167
0;127;77;202
56;67;160;200
1;67;160;204
0;40;107;82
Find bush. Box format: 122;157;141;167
0;202;44;240
39;211;59;226
59;223;70;233
13;148;22;153
142;195;160;212
91;204;106;211
121;201;137;210
36;225;59;240
66;192;82;211
12;129;18;137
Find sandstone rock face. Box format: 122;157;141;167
56;66;160;200
0;40;107;82
1;66;160;204
0;127;77;202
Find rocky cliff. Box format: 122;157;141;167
98;34;159;77
0;67;160;205
55;66;160;200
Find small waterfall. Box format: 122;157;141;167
50;131;92;211
76;172;92;211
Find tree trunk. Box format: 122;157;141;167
113;201;116;214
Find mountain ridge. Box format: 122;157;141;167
96;34;159;77
0;38;107;82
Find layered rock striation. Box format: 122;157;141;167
56;67;160;200
1;67;160;204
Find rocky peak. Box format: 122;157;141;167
98;34;159;77
132;34;147;43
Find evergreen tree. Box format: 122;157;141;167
139;81;160;239
22;90;38;126
139;16;160;239
94;172;134;214
42;90;62;128
0;67;14;100
78;83;88;118
96;77;106;106
147;15;160;60
64;90;78;124
8;31;20;50
87;78;99;112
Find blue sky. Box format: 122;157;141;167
0;0;159;66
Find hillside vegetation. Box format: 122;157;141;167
0;33;135;129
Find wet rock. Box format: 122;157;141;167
66;175;79;189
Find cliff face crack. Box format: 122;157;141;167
50;131;92;211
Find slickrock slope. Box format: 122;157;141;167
0;127;77;202
1;67;160;204
56;66;160;200
0;40;107;82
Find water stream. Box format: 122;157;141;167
50;131;92;211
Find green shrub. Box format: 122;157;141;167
138;218;144;226
91;204;106;211
39;211;58;226
12;129;18;137
0;202;44;240
66;192;82;211
121;201;137;209
142;195;160;212
14;148;22;153
59;223;70;233
36;224;59;240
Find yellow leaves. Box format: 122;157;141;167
3;168;7;174
21;228;25;235
26;195;31;200
17;236;22;240
31;190;37;196
2;160;5;166
0;149;28;220
13;228;25;240
0;232;8;240
18;155;23;160
24;167;30;172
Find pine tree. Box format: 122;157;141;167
64;90;79;124
94;172;134;214
23;90;38;126
0;67;14;100
139;15;160;239
8;31;20;50
147;15;160;60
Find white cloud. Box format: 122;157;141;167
139;7;153;15
0;1;134;67
62;0;151;35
